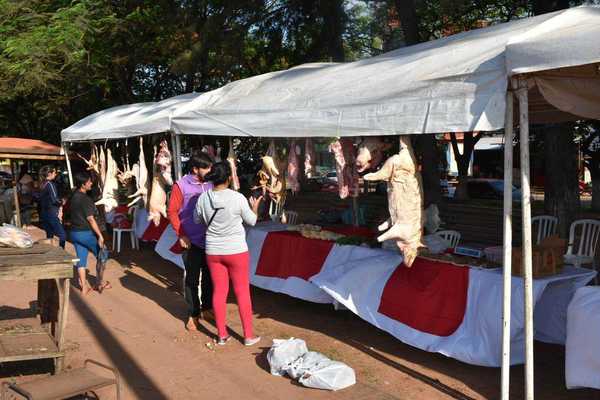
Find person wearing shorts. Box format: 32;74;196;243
68;171;107;294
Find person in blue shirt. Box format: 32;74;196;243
39;165;66;248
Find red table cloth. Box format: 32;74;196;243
256;231;334;280
378;257;470;336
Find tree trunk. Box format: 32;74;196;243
395;1;443;207
592;173;600;212
322;0;346;62
415;135;441;207
544;124;580;238
394;0;420;45
450;132;481;201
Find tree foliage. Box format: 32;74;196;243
0;0;596;147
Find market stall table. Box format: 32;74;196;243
246;224;597;366
0;242;76;372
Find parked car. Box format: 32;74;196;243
466;178;521;201
324;171;338;183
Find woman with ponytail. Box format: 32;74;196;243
194;162;262;346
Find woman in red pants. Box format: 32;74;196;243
194;162;262;346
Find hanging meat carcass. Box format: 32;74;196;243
363;136;424;267
98;146;106;189
342;139;359;198
202;144;221;162
227;137;240;191
329;139;359;199
254;153;286;218
127;137;149;208
117;140;135;186
355;137;391;173
95;148;119;213
287;140;300;194
147;140;173;226
304;138;316;178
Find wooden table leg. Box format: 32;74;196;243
54;278;70;373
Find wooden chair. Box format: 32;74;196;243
434;230;461;249
2;359;120;400
112;206;138;253
532;215;558;245
564;219;600;271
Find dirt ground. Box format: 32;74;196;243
1;227;600;400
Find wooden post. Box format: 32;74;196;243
501;90;514;400
53;277;70;372
62;142;74;189
515;77;534;400
11;160;21;227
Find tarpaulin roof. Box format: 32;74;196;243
62;6;600;142
61;93;201;142
0;137;65;160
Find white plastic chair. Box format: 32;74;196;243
269;193;286;222
283;211;298;225
532;215;558;245
434;230;461;249
564;219;600;270
112;206;138;253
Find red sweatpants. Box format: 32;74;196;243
206;251;254;339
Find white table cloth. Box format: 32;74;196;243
566;286;600;390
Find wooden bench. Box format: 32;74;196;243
1;359;121;400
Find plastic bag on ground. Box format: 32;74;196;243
298;360;356;391
266;338;308;376
0;224;33;248
285;351;331;380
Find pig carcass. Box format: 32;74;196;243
147;140;173;226
202;144;221;162
127;137;149;208
363;136;424;267
255;155;286;218
304;138;316;178
329;139;359;199
287;140;300;194
227;137;240;190
117;142;135;186
355;137;391;173
95;148;119;213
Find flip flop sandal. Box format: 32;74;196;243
97;281;112;294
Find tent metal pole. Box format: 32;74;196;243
515;77;534;400
62;142;74;189
170;131;182;181
501;89;514;400
176;134;183;179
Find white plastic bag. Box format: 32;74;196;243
0;224;33;248
266;338;308;376
298;360;356;391
285;351;330;380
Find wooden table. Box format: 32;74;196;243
0;243;76;372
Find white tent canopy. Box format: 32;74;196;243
61;93;202;142
61;6;600;142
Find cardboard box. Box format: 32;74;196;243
512;235;567;278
